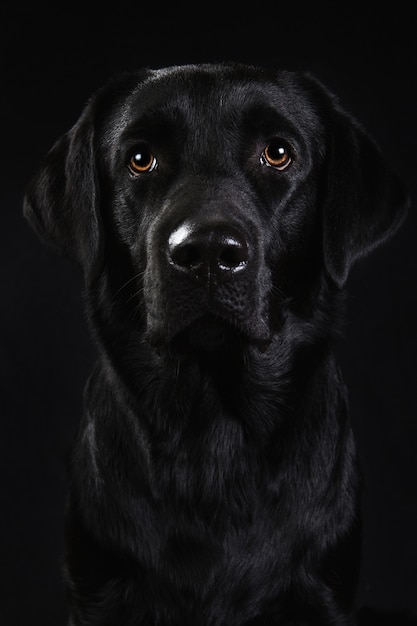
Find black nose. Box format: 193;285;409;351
167;222;249;280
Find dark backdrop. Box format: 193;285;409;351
1;6;416;625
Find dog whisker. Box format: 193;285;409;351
113;273;144;299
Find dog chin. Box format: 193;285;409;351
150;314;271;355
181;316;239;352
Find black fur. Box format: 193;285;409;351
24;63;409;625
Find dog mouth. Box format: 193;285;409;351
145;273;272;353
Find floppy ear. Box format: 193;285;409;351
322;106;409;287
23;101;102;284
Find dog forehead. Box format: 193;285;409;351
114;64;323;137
138;65;288;105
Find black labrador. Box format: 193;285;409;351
24;63;409;625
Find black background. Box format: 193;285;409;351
1;5;416;625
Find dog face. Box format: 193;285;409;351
24;63;408;354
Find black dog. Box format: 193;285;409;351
24;63;409;625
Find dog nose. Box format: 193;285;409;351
167;222;249;280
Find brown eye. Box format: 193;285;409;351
261;140;293;170
127;144;157;175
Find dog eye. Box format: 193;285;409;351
261;140;293;170
127;144;157;175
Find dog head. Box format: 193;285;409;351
24;63;409;353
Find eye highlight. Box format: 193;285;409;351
260;139;293;171
127;144;157;175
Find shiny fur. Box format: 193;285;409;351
24;63;408;625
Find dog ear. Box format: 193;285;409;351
322;103;409;287
23;101;102;284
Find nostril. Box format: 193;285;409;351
170;242;202;270
168;224;203;271
218;235;248;272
